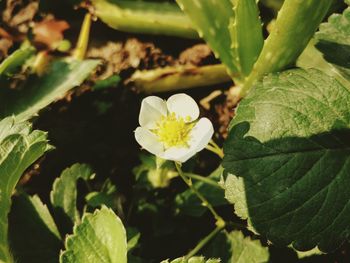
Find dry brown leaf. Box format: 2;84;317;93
33;18;69;49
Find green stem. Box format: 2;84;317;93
185;224;224;259
240;0;332;97
73;13;92;60
184;173;221;188
206;139;224;159
131;64;231;94
175;162;225;225
91;0;198;38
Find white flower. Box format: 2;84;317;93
134;93;214;163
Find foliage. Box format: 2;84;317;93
0;58;99;121
175;166;227;217
230;0;264;76
0;117;51;262
223;69;350;252
92;0;197;38
176;0;238;76
1;0;350;262
50;163;95;233
60;206;127;263
204;231;269;263
9;194;62;263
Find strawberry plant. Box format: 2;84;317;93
0;0;349;262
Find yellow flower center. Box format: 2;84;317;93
154;113;194;149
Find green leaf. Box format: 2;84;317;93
241;0;332;96
92;74;121;91
92;0;197;38
60;206;127;263
316;7;350;81
176;0;239;77
126;227;140;252
0;59;99;121
230;0;264;76
161;256;220;263
9;194;62;263
229;231;269;263
223;69;350;252
0;117;51;263
295;247;324;259
204;231;269;263
223;173;248;220
175;166;227;217
50;163;95;232
0;47;35;77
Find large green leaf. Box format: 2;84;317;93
204;231;269;263
223;69;350;252
316;7;350;82
176;0;238;77
0;117;51;263
9;194;62;263
50;163;95;234
60;206;127;263
230;0;263;76
0;59;99;121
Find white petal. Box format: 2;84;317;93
159;147;196;163
188;117;214;152
139;96;167;129
166;93;199;122
134;127;164;155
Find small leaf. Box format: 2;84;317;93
9;194;62;263
127;227;141;252
0;59;99;121
0;117;51;262
295;247;324;259
50;163;95;233
230;0;264;76
60;206;127;263
204;231;269;263
92;74;121;90
176;0;239;77
229;231;269;263
223;69;350;252
0;47;35;77
316;7;350;81
223;173;248;220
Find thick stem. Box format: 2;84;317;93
91;0;198;39
185;224;224;259
131;64;231;94
72;13;92;60
240;0;332;97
